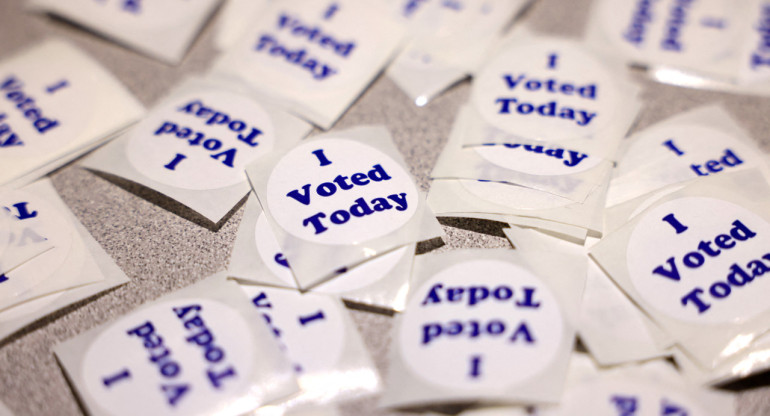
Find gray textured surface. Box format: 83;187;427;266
1;0;770;415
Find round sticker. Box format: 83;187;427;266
241;286;346;375
235;0;393;97
266;138;419;245
254;213;296;287
399;259;564;390
126;89;275;190
627;197;770;324
0;65;91;159
595;0;735;66
314;245;409;294
460;179;572;211
255;211;409;291
555;378;709;416
0;190;75;299
472;38;622;142
473;144;602;176
617;124;756;178
82;299;256;416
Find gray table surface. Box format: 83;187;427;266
2;0;770;415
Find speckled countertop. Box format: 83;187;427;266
2;0;770;415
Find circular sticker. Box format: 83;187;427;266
460;179;572;211
254;213;296;287
266;138;419;245
595;0;735;66
82;299;256;416
0;65;91;159
555;378;709;416
241;286;346;375
627;197;770;324
399;259;564;390
0;190;74;299
235;0;393;97
255;211;409;292
314;245;409;294
617;124;756;178
472;38;622;142
473;144;602;176
126;89;275;190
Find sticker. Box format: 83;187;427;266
126;89;275;191
81;299;256;416
398;259;564;390
627;196;770;324
0;53;91;159
254;212;409;292
0;190;74;301
472;38;623;141
28;0;221;63
549;378;710;416
266;138;419;245
592;0;736;67
243;286;345;374
460;180;572;211
473;143;603;176
254;213;296;286
616;124;756;179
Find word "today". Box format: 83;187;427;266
288;163;409;235
496;74;598;127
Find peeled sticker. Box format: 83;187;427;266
0;179;130;342
81;77;310;223
608;105;767;207
211;0;407;129
0;39;144;189
0;202;53;276
241;284;380;413
380;249;583;407
28;0;221;64
0;181;107;312
591;170;770;369
228;194;414;311
246;125;442;290
54;273;298;416
386;0;531;105
470;33;640;155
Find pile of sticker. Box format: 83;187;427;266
3;0;770;415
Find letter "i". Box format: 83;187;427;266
324;3;339;19
662;213;688;234
469;355;482;378
547;53;558;69
102;368;131;388
46;80;69;94
311;149;332;166
662;139;685;156
298;310;325;326
164;153;187;170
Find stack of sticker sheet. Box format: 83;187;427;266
428;30;642;243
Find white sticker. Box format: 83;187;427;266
616;124;756;179
254;212;409;292
243;286;346;374
0;190;74;301
0;70;89;159
126;89;275;191
473;143;602;176
28;0;221;64
254;213;296;287
0;40;144;188
399;259;563;390
627;196;770;324
266;138;419;245
549;378;709;416
472;39;623;141
81;299;256;416
212;0;406;128
460;180;571;211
